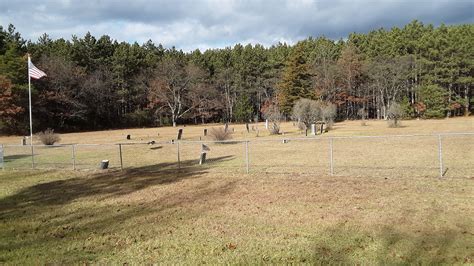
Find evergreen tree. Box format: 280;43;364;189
418;84;448;118
277;42;313;116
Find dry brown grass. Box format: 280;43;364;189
1;117;472;145
0;169;473;264
1;118;473;178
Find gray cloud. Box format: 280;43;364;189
0;0;472;51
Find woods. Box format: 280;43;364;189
0;20;472;134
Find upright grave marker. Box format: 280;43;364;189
177;128;183;140
311;124;316;135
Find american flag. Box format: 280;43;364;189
28;57;47;79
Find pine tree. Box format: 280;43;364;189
418;84;448;118
277;42;313;116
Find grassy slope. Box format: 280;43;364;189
1;118;473;263
1;168;473;264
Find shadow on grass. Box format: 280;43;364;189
4;154;32;161
0;156;238;263
309;223;467;264
0;155;234;212
310;218;472;265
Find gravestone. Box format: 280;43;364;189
245;123;250;133
265;119;269;129
311;124;316;135
199;144;210;165
203;128;207;136
224;123;228;132
100;160;109;169
126;134;131;140
21;137;26;145
320;123;325;134
199;152;207;165
202;144;210;152
177;128;183;140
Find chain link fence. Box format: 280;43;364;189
1;133;473;178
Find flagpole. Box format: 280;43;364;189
28;55;33;144
27;55;35;169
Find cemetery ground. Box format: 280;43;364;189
0;117;473;263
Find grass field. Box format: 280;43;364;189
1;117;473;144
0;118;473;263
1;117;473;177
1;170;473;264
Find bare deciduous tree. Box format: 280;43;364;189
292;98;322;136
147;57;206;127
321;102;336;130
358;108;367;126
262;102;282;134
387;102;404;127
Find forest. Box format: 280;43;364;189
0;20;472;134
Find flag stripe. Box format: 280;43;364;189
28;57;47;79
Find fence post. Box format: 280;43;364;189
72;144;76;170
177;141;181;169
438;134;443;178
245;141;250;174
118;144;123;170
0;144;4;170
31;145;35;169
329;138;334;176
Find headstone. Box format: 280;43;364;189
199;152;207;165
21;137;26;145
320;123;324;134
245;123;250;133
177;128;183;140
201;144;210;152
126;134;131;140
265;119;269;129
224;123;228;132
203;128;207;136
100;160;109;169
311;124;316;135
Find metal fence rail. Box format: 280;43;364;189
1;132;473;178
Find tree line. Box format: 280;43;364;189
0;20;472;134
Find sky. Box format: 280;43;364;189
0;0;473;51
